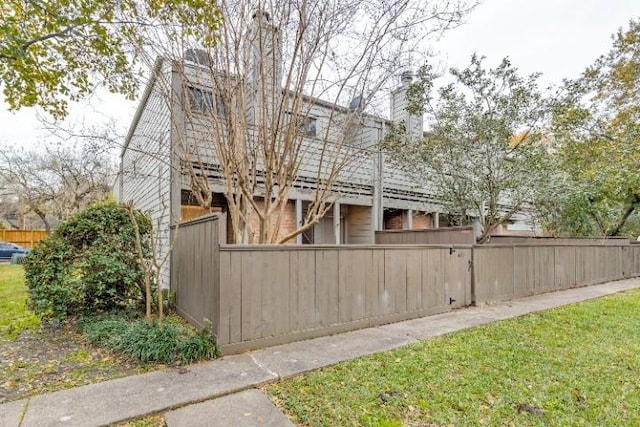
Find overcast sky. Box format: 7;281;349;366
1;0;639;150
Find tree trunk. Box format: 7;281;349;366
607;198;639;236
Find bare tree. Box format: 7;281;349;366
141;0;477;243
0;138;115;231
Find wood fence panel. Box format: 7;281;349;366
370;248;385;317
631;246;640;275
514;246;535;297
0;230;48;248
240;250;262;341
474;247;514;302
634;246;640;275
534;247;555;292
290;250;316;332
554;246;576;290
422;249;443;309
171;215;219;332
442;248;472;308
375;227;475;245
383;249;404;315
476;243;633;304
406;249;423;311
316;249;340;327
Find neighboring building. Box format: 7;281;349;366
116;12;531;262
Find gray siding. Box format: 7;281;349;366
120;64;173;287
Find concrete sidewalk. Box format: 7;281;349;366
2;278;640;427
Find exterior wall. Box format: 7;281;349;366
412;212;434;229
384;209;404;230
247;199;297;244
345;205;373;244
177;62;443;216
120;61;173;286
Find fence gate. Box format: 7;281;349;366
443;247;473;309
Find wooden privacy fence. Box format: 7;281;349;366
0;230;48;248
375;226;476;245
474;244;639;303
171;216;640;354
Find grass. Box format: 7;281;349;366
116;415;165;427
0;264;40;341
267;289;640;426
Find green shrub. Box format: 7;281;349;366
23;201;152;322
79;314;217;363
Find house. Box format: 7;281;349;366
116;11;530;259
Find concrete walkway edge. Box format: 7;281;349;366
2;278;639;427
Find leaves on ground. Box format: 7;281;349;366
0;325;155;403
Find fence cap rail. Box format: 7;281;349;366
476;243;631;248
220;243;475;251
170;213;220;229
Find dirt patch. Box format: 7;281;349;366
0;324;158;403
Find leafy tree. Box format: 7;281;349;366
383;55;549;242
0;0;223;118
549;20;640;237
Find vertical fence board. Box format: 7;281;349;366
240;250;261;341
406;249;423;311
316;249;339;326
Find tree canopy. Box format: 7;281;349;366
546;19;640;237
0;0;223;118
383;55;549;242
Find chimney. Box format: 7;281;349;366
390;69;423;139
400;70;414;85
245;8;282;127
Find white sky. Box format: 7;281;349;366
1;0;639;150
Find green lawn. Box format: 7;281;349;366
267;289;640;426
0;264;40;341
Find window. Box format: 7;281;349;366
303;117;317;137
187;87;226;116
286;112;317;137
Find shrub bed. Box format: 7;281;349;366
79;313;217;364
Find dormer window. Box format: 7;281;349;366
187;86;226;117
